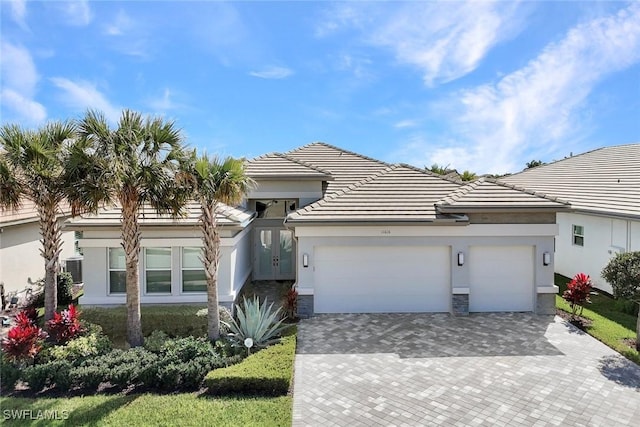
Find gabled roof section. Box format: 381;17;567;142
286;164;465;224
286;142;389;193
67;202;254;228
436;178;571;213
500;143;640;219
245;152;333;180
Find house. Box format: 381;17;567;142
69;142;569;315
500;143;640;294
0;201;78;295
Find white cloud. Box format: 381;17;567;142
8;0;28;29
249;66;294;79
395;3;640;174
50;78;120;122
104;10;134;36
317;1;524;86
0;41;46;125
148;88;181;111
0;89;47;124
394;120;418;129
59;0;93;27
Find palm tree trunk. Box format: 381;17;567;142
201;201;221;341
121;194;143;347
636;309;640;351
39;199;62;321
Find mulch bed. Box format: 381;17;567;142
622;338;638;351
555;308;593;330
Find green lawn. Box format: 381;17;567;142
0;394;292;426
555;274;639;364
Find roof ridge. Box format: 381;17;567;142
276;152;333;176
507;142;640;177
287;141;392;167
484;178;572;205
398;163;467;185
435;178;485;206
287;165;397;217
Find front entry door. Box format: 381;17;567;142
254;228;295;280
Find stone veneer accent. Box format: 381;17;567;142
536;293;556;315
297;295;314;318
452;294;469;316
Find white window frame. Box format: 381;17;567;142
572;225;584;247
108;247;126;295
181;247;207;294
144;247;172;295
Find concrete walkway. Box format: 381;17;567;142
292;313;640;426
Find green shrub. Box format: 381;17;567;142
22;363;52;392
48;329;112;362
82;305;207;344
161;336;216;362
27;272;75;309
51;360;73;391
205;331;296;396
70;365;107;390
144;330;170;353
614;299;640;316
0;353;20;392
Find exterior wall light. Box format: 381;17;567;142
543;252;551;266
457;252;464;266
303;253;309;268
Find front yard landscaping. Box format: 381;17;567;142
1;302;296;426
555;273;639;364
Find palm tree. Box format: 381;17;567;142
0;121;77;321
65;110;192;347
192;155;253;341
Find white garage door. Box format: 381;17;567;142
469;246;534;312
314;246;450;313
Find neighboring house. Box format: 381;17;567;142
501;143;640;294
69;142;569;315
0;201;77;295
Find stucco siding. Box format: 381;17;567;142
555;212;640;293
0;221;75;294
78;229;250;305
294;225;556;312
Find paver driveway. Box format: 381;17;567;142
292;313;640;426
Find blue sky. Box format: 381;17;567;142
1;1;639;174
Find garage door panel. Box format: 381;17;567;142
469;246;534;312
314;246;450;313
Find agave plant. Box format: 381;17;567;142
223;296;288;352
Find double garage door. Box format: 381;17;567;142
313;245;534;313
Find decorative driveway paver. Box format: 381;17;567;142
292;314;640;426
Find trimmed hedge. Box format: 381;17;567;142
204;329;296;396
82;305;207;345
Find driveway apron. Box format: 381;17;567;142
292;313;640;426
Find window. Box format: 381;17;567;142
74;231;83;256
572;225;584;246
182;247;207;293
108;247;126;294
145;248;172;293
255;199;297;218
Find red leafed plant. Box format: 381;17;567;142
562;273;593;320
282;286;298;320
1;310;48;364
46;304;84;344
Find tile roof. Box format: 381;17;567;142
1;200;72;226
500;143;640;219
436;178;570;212
66;202;254;228
245;153;333;180
286;165;465;224
286;142;389;193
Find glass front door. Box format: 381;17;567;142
254;228;296;280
